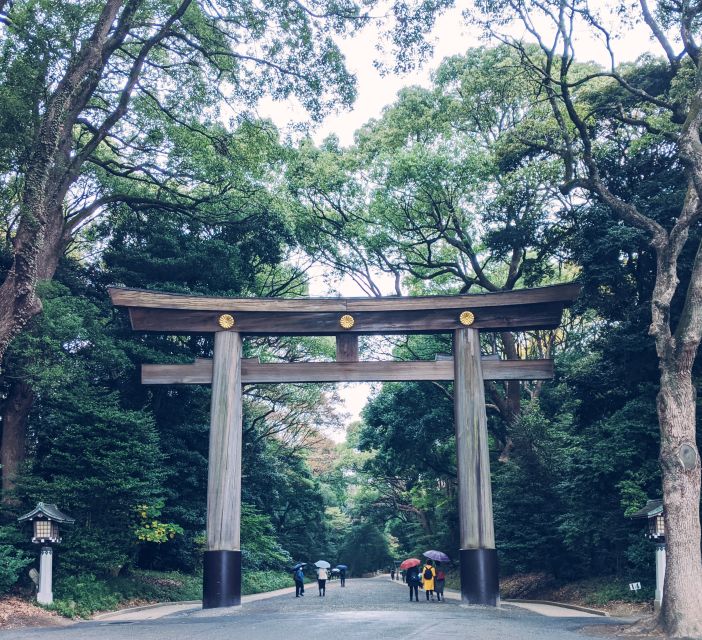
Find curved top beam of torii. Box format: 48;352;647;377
108;282;580;336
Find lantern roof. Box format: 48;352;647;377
17;502;74;524
629;499;663;519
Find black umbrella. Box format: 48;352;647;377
290;562;307;571
335;564;348;570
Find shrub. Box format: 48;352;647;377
50;574;121;618
585;579;654;606
0;544;32;595
48;570;202;618
242;571;294;595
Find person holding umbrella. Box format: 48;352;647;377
336;564;348;587
422;550;450;602
400;558;421;602
293;563;306;597
315;560;330;596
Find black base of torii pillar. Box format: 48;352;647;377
454;328;500;606
203;550;241;608
203;331;243;609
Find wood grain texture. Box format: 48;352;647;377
454;328;495;550
142;358;554;384
126;301;569;335
336;334;359;362
109;283;580;312
110;288;347;311
206;332;242;551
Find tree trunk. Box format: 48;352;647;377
0;0;127;367
0;380;34;500
658;363;702;637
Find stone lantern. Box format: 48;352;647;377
18;502;74;605
630;498;665;611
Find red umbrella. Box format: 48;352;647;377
399;558;421;570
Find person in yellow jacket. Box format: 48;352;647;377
421;561;436;601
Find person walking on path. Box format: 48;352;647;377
434;565;446;602
406;565;420;602
294;566;305;597
339;567;346;587
421;561;436;601
390;568;395;581
317;566;328;596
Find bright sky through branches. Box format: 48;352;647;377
258;0;655;147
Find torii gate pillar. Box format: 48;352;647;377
454;328;498;605
203;330;243;608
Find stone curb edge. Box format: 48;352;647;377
92;600;201;620
503;598;609;616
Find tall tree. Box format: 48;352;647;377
288;48;574;457
474;1;702;635
0;0;455;368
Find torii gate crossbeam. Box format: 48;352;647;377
109;283;579;610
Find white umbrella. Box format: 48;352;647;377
314;560;331;568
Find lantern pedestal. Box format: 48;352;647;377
37;546;53;605
654;543;666;612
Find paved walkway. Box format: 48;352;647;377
1;577;626;640
96;576;605;623
385;578;604;617
95;582;341;622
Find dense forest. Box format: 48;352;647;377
1;0;702;636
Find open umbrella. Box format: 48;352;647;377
399;558;421;570
314;560;331;569
335;564;348;570
423;550;450;563
291;562;307;571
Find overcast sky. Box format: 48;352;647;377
258;0;655;148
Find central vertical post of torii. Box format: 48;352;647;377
203;330;243;608
454;327;499;605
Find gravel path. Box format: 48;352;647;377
0;577;628;640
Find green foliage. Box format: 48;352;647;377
583;578;655;607
0;523;32;596
7;281;169;577
242;571;295;595
0;543;32;595
48;570;202;618
241;503;292;571
338;522;392;576
49;574;121;619
134;501;184;544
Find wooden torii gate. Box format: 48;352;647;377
109;283;579;609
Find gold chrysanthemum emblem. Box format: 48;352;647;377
339;314;355;329
459;311;475;326
218;314;235;329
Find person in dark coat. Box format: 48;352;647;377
294;566;305;597
339;567;346;587
406;565;420;602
